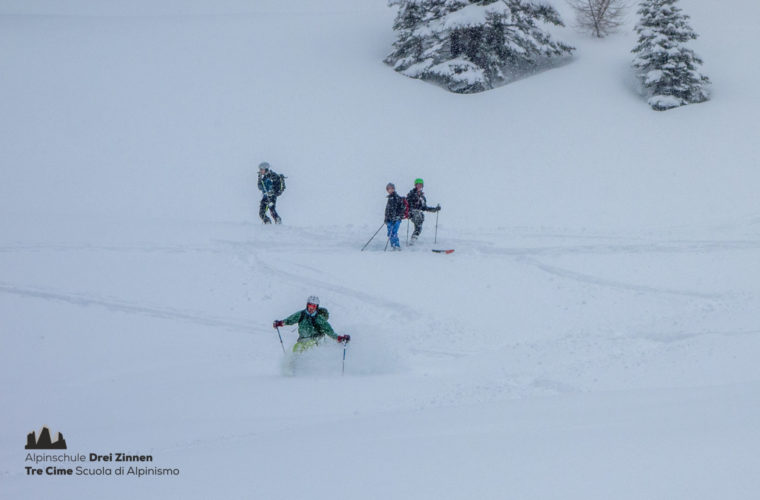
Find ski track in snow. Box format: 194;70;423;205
4;226;757;400
4;224;759;257
517;256;723;299
1;228;754;335
470;239;760;258
635;328;760;343
0;282;256;334
0;242;225;254
250;254;419;320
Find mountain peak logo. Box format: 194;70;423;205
25;427;67;450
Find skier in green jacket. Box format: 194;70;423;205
273;296;350;352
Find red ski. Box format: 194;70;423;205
432;249;455;254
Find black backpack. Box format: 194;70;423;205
272;172;287;196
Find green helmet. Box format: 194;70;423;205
414;178;424;186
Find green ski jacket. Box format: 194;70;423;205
282;308;337;340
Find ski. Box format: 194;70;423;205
432;249;455;254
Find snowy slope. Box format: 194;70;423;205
1;1;759;499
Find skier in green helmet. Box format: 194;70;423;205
273;296;350;352
406;178;440;244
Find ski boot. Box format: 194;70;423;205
274;217;282;224
262;216;272;224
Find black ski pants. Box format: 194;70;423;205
259;195;279;222
410;209;425;238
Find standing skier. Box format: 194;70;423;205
273;296;350;352
384;183;406;251
257;161;283;224
406;178;440;244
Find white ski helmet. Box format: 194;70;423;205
306;295;319;306
258;161;270;171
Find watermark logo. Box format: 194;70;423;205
25;427;67;450
23;427;181;478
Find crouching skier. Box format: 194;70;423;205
273;296;350;353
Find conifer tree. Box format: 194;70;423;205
632;0;709;111
386;0;574;93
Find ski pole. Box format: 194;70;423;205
434;210;439;244
342;340;348;375
275;326;285;353
384;238;389;252
361;223;385;251
406;219;410;245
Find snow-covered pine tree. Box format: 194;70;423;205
632;0;709;111
386;0;574;93
385;1;427;74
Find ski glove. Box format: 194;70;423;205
273;320;284;328
435;204;441;212
337;335;351;343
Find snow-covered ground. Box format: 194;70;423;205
1;1;759;499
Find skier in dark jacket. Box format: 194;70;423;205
406;178;440;244
257;161;282;224
384;183;406;251
273;296;350;352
